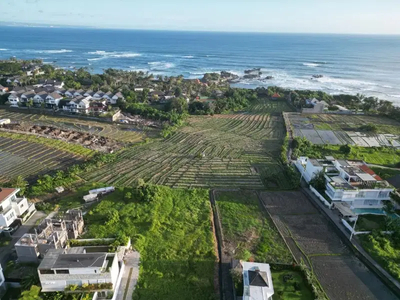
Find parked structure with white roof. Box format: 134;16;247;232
296;157;394;213
242;262;274;300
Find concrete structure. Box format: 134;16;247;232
15;209;84;262
296;157;394;214
0;188;36;228
302;98;328;113
15;227;68;263
38;248;120;292
242;262;274;300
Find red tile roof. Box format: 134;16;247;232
272;93;280;98
0;188;17;203
359;165;383;181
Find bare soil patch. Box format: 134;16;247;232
311;255;398;300
2;123;121;153
260;191;398;300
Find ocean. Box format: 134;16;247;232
0;26;399;104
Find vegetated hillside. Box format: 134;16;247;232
82;100;297;190
84;185;217;300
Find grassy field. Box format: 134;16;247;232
308;114;400;135
0;133;88;183
297;143;400;166
0;109;156;143
216;190;292;264
272;269;314;300
370;166;400;180
84;185;217;300
81;100;295;189
359;233;400;282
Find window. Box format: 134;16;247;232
40;269;55;275
56;269;70;274
364;200;379;206
357;191;366;198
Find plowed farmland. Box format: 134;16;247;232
261;191;398;300
82;100;294;189
0;135;85;183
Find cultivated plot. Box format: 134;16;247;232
82;100;294;189
260;191;398;300
0;136;84;182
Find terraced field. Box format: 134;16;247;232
0;136;85;183
82;100;294;189
0;109;155;143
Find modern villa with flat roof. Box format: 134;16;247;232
296;157;394;214
38;248;120;292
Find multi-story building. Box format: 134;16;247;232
15;209;84;262
38;248;120;293
296;157;394;214
0;188;36;228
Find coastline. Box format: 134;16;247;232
0;26;399;104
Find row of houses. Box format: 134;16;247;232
7;86;125;114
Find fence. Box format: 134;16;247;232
309;186;332;209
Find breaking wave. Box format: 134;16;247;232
87;51;141;60
0;49;8;51
148;61;175;69
31;49;73;54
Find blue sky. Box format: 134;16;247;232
1;0;399;34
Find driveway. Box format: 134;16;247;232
115;250;140;300
0;211;46;267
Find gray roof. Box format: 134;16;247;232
388;175;400;189
39;249;106;269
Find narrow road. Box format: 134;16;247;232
115;251;140;300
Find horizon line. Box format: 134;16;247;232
1;22;400;36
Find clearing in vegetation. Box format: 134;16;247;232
215;190;292;264
82;100;296;189
260;191;398;300
0;109;155;143
2;123;121;152
0;132;88;183
83;185;217;300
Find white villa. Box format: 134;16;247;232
242;262;274;300
0;188;36;228
38;248;120;293
296;157;394;214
